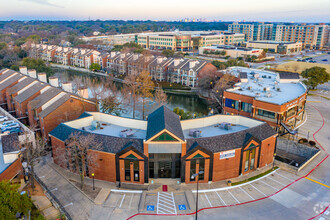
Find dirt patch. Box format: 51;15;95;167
24;179;46;196
69;179;101;200
275;61;330;74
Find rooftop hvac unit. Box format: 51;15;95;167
255;92;261;97
265;92;272;98
219;122;232;130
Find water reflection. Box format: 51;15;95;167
50;67;210;117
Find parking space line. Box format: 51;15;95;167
128;194;133;209
266;176;286;186
239;187;254;200
215;191;226;206
119;194;126;208
204;193;213;207
171;192;177;214
250;183;267;196
159;199;174;206
274;172;295;182
158;204;175;212
227;190;240;204
159;195;173;203
157;192;177;214
259;179;279;191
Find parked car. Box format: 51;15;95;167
0;116;8;122
8;127;22;134
297;59;302;62
0;120;15;129
322;59;328;62
2;124;20;132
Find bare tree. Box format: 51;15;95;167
138;71;155;119
154;86;168;108
55;132;102;189
21;128;47;191
214;74;237;103
122;74;140;119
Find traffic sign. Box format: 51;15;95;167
147;205;155;211
178;204;187;210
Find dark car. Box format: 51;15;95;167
322;59;328;62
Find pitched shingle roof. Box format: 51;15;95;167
9;78;36;94
38;93;71;118
49;123;144;153
0;74;23;91
14;82;48;103
29;87;62;110
186;123;277;153
146;105;184;141
0;70;17;82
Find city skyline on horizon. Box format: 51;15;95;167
0;0;329;23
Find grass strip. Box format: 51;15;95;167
231;166;279;186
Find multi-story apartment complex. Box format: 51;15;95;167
30;44;217;88
223;67;307;132
229;22;329;49
137;31;245;51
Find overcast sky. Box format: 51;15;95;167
0;0;329;22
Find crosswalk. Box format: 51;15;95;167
157;192;177;214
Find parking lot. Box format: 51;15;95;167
104;191;141;210
192;169;298;209
0;112;22;134
306;54;330;65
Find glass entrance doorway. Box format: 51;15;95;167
149;153;181;179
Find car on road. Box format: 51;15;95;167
0;120;15;129
0;116;8;122
8;127;22;134
322;59;328;62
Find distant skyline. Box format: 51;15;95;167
0;0;329;23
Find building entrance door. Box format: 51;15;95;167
149;153;181;179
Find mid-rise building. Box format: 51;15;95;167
199;45;263;58
228;22;329;49
223;67;307;132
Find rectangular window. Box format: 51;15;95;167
134;161;139;182
250;148;256;170
124;160;131;181
257;109;275;119
242;102;252;113
198;159;205;180
244;150;250;172
190;160;196;179
225;99;239;110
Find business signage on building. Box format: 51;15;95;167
220;150;235;160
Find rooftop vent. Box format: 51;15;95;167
255;92;261;97
265;92;272;98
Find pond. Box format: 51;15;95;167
49;67;211;118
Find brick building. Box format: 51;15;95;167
223;67;307;132
49;106;277;185
0;68;97;139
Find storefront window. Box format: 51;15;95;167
257;109;275;119
133;161;139;182
124;160;131;181
250;148;256;170
198;159;205;180
242;102;252;113
244;150;250;172
190;160;196;179
225;99;239;110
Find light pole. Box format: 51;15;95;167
191;171;204;220
92;173;95;190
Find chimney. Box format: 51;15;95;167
19;66;28;75
28;69;37;78
78;88;89;99
189;61;197;68
38;73;47;83
62;82;73;93
49;77;59;87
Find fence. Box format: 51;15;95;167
34;174;72;220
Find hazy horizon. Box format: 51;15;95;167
0;0;329;23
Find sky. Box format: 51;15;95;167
0;0;329;22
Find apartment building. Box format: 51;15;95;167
223;67;307;132
0;68;97;139
229;22;329;49
137;31;244;51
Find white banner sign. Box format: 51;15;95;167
220;150;235;160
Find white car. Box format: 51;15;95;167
0;120;15;129
0;116;8;122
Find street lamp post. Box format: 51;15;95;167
92;173;95;190
191;171;204;220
